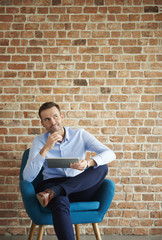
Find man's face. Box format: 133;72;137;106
40;106;64;134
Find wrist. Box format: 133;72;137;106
87;159;96;167
40;146;49;159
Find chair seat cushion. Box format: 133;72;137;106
41;201;100;213
70;201;100;212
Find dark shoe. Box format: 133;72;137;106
36;189;54;207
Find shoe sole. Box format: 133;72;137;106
36;194;46;207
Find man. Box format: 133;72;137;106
23;102;116;240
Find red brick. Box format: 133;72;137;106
8;64;26;70
20;7;36;13
12;55;30;62
71;15;89;22
91;15;106;22
123;7;143;13
38;7;48;14
26;47;42;54
124;47;142;54
28;15;45;22
56;39;71;46
155;13;162;21
0;55;10;61
150;228;162;235
0;15;13;22
25;23;39;30
109;6;121;13
120;39;136;45
21;29;34;37
44;31;57;38
84;7;97;13
0;128;7;135
33;71;46;78
0;23;10;30
129;14;140;21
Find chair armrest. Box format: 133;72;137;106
20;180;53;225
19;180;43;223
95;179;115;217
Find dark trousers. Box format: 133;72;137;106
35;165;108;240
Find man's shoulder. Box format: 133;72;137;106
65;127;85;139
66;127;84;134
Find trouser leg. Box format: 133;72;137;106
48;195;75;240
35;165;108;240
59;165;108;196
35;165;108;196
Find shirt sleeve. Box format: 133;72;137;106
23;137;45;182
82;130;116;166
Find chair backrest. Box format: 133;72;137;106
19;149;43;188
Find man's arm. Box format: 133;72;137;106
83;129;116;166
23;132;63;182
40;132;63;158
70;129;116;171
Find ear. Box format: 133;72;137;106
41;119;45;128
60;112;64;121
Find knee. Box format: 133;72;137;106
103;164;108;173
99;164;108;177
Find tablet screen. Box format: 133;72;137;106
46;157;79;168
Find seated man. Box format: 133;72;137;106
23;102;116;240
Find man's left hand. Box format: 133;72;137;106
70;160;88;171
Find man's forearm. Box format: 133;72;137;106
40;146;49;159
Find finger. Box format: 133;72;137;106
70;163;80;169
70;162;86;170
50;134;62;141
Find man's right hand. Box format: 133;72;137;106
40;132;63;159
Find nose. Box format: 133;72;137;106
50;117;56;125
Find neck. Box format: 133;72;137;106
60;127;65;138
58;127;65;143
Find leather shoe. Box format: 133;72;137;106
36;189;54;207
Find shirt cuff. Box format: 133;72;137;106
92;155;103;166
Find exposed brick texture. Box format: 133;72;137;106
0;0;162;237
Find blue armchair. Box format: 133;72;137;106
19;149;115;240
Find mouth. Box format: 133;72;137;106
50;124;57;129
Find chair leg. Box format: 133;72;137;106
28;221;36;240
92;223;102;240
75;224;80;240
36;225;45;240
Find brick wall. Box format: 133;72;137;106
0;0;162;236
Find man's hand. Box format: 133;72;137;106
40;132;63;159
45;132;63;150
70;159;88;171
70;159;96;170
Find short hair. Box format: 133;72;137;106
38;102;61;119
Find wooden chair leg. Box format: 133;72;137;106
28;221;36;240
92;223;102;240
36;225;45;240
75;224;80;240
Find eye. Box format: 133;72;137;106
53;114;58;119
45;118;50;122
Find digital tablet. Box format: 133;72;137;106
46;157;80;168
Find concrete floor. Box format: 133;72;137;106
0;236;161;240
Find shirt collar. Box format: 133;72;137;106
64;127;70;142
